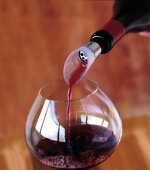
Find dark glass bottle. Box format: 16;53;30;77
90;0;150;54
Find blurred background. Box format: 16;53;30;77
0;0;149;170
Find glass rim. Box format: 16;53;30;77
39;78;99;102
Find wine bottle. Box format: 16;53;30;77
90;0;150;54
63;0;150;84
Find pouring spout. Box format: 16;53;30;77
63;42;102;84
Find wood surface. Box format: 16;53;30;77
0;0;150;170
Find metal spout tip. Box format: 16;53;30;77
86;42;101;58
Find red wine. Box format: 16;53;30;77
66;51;88;149
90;0;150;53
31;124;117;169
69;58;88;86
66;85;72;150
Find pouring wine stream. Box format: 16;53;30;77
63;42;102;150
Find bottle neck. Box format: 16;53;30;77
101;19;125;44
90;19;125;54
90;0;150;54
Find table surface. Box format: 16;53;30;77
0;1;150;170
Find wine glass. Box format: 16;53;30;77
25;79;122;169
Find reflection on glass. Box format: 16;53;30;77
81;115;108;127
35;100;65;142
35;100;109;143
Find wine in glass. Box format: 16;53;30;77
25;79;122;169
